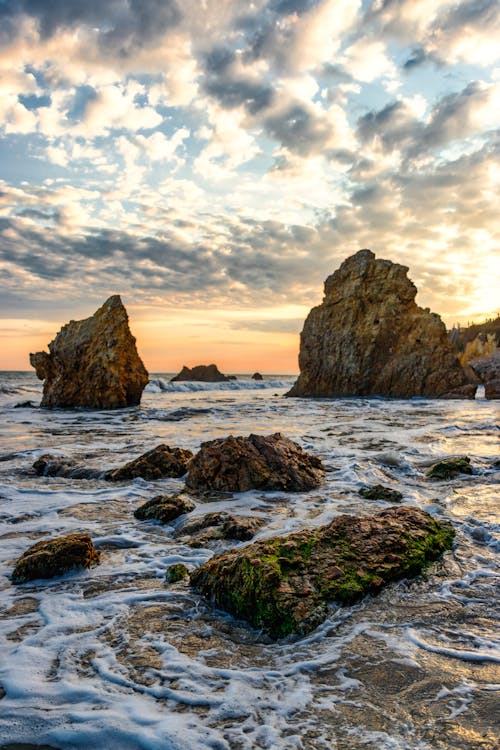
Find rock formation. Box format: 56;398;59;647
134;494;195;523
175;512;265;546
190;506;454;639
426;456;473;480
185;432;324;492
30;295;149;409
171;364;231;382
469;353;500;399
105;444;193;481
359;485;403;502
252;372;264;381
287;250;475;399
12;533;100;583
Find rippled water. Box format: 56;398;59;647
0;371;498;749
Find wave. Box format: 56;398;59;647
146;378;295;393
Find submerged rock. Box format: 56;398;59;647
12;533;100;583
134;494;195;523
176;512;265;546
186;432;324;492
359;485;403;503
165;564;189;583
427;456;473;480
190;506;454;639
171;364;231;382
32;454;100;479
469;354;500;399
105;444;193;481
30;295;148;409
287;250;475;399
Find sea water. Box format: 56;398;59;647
0;372;498;750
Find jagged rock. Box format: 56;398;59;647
252;372;264;381
186;432;324;492
287;250;475;399
133;494;195;523
166;564;189;583
176;512;265;546
32;454;100;479
171;364;231;382
190;506;454;639
469;353;500;399
12;533;100;583
105;444;193;481
427;456;473;480
359;485;403;503
30;295;148;409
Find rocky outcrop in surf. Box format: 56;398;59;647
287;250;475;399
469;353;500;399
105;444;193;481
185;432;324;492
134;494;195;523
30;295;148;409
190;506;454;639
171;364;231;382
12;533;100;583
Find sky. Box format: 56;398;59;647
0;0;499;372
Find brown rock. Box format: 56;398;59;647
469;353;500;399
176;512;265;545
190;506;455;639
12;533;100;583
30;295;148;409
252;372;264;380
287;250;475;399
105;444;193;481
134;494;195;523
171;364;230;382
185;432;324;492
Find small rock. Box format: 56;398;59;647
251;372;264;381
359;485;403;503
105;444;193;481
190;506;455;639
134;494;195;523
427;456;473;480
32;455;99;479
14;400;37;408
176;512;265;545
186;432;324;492
165;563;189;583
171;364;231;382
12;533;100;584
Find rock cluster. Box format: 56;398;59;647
287;250;475;399
185;432;324;492
469;354;500;399
12;533;100;583
30;296;149;409
190;506;454;638
171;364;231;382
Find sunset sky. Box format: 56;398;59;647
1;0;499;372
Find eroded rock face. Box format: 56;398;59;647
171;364;230;382
105;444;193;481
30;295;149;409
185;432;324;492
190;506;454;639
287;250;475;399
12;533;100;583
469;354;500;399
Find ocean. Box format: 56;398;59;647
0;371;498;749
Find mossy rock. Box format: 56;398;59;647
427;456;473;480
165;564;189;583
12;533;100;584
359;484;403;502
190;506;454;639
134;494;195;523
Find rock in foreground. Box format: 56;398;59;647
12;533;100;583
287;250;475;399
171;364;231;382
105;444;193;481
30;296;148;409
190;507;454;639
186;432;324;492
469;353;500;399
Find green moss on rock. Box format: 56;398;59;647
165;563;189;583
427;456;473;480
190;507;455;639
12;533;100;584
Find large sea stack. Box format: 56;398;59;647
287;250;475;399
30;295;149;409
